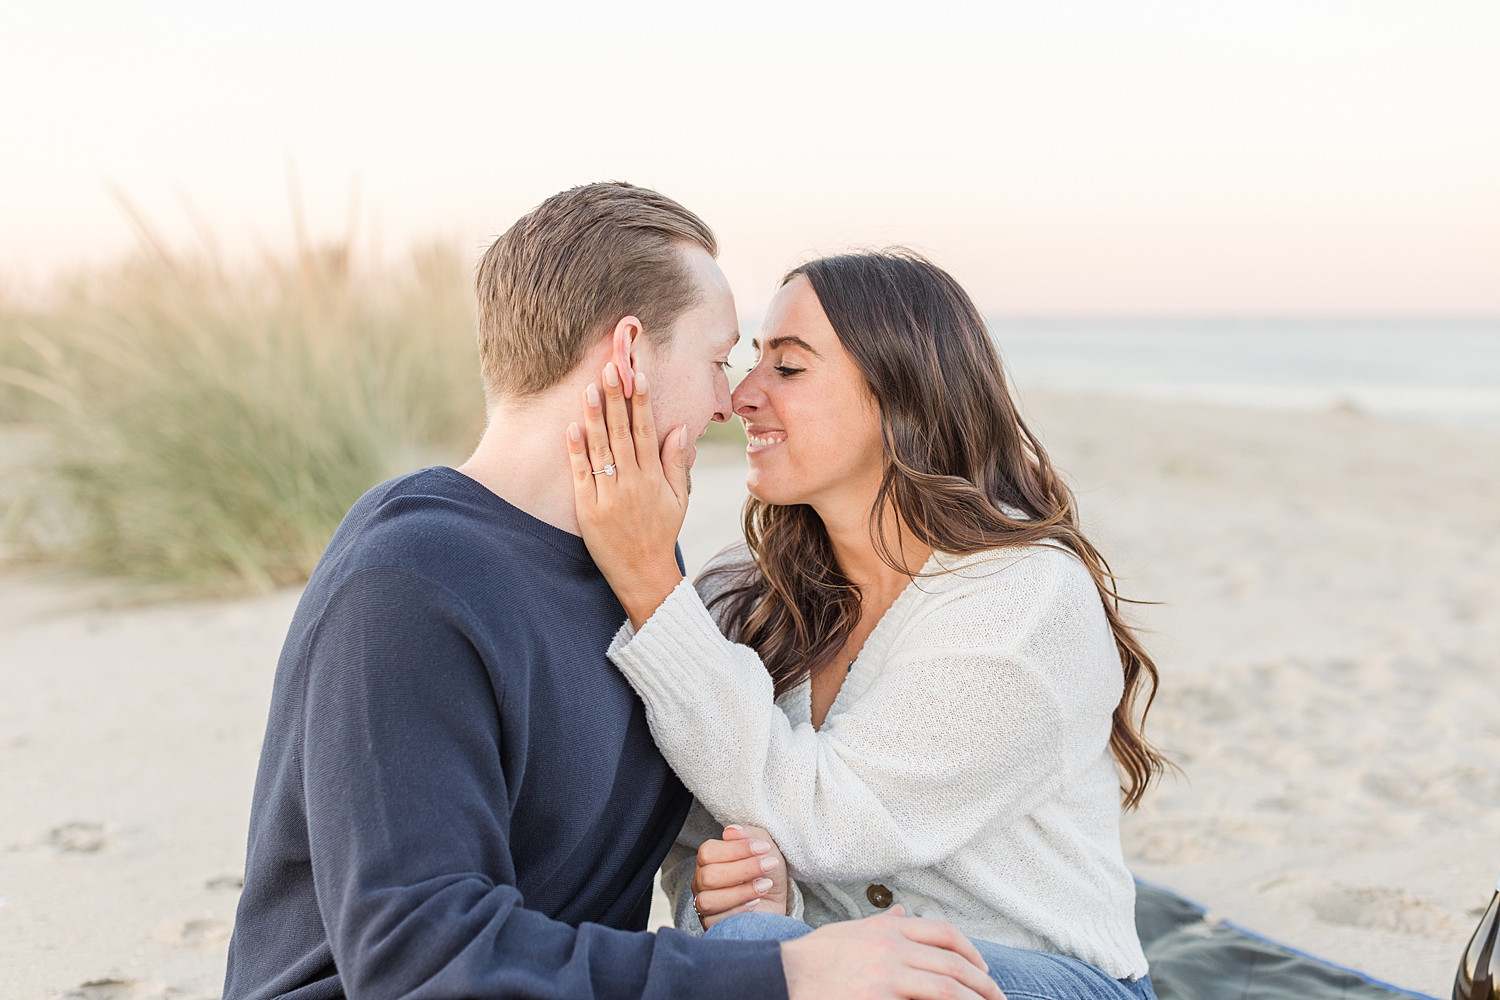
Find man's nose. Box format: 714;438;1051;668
714;378;735;422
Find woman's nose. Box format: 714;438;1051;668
731;378;760;418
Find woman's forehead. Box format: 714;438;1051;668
759;278;835;348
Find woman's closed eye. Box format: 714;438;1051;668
773;364;805;378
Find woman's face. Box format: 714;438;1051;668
732;277;885;512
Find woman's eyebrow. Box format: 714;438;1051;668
759;335;821;357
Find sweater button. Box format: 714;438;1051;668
866;884;893;909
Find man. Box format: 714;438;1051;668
224;182;1001;1000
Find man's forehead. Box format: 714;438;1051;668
682;244;731;293
664;308;737;356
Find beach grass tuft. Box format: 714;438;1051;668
0;240;486;594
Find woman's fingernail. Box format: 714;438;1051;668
753;878;773;894
604;362;619;387
586;384;600;408
760;855;779;872
677;425;688;449
749;840;770;854
724;824;742;832
743;898;759;910
635;370;649;394
568;422;581;442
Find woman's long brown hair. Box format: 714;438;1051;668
701;249;1168;809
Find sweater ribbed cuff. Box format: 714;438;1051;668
609;577;746;710
786;879;806;922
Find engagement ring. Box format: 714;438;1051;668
592;464;616;477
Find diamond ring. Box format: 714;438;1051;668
592;464;616;477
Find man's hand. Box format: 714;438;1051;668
691;825;789;928
782;909;1005;1000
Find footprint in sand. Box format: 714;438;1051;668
61;980;134;1000
180;917;231;947
152;917;232;948
1255;875;1465;940
61;980;184;1000
1279;880;1464;940
48;821;106;854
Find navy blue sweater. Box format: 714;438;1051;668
224;467;786;1000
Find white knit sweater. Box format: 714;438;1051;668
608;542;1149;980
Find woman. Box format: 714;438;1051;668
565;250;1166;1000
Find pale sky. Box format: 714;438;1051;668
2;1;1497;317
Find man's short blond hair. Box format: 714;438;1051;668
475;182;718;399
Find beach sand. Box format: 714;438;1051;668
1022;391;1500;996
2;391;1497;998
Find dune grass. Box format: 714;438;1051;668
0;240;486;594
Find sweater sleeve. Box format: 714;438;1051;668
609;550;1096;885
301;567;787;1000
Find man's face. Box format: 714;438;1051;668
633;246;739;474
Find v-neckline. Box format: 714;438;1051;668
808;550;943;731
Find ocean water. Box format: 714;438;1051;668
991;320;1500;432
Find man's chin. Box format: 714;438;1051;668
683;443;697;497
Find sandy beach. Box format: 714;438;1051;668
3;391;1497;999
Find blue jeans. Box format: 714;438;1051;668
703;912;1157;1000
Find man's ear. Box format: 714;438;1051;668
610;316;641;398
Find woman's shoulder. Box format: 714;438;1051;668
905;542;1101;636
865;545;1113;699
926;540;1089;595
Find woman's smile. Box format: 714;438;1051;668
744;424;787;454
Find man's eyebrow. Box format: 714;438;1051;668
761;335;821;356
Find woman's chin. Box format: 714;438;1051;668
749;448;825;504
745;471;801;508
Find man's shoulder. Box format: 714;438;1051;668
311;467;556;607
337;464;555;560
341;466;500;553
